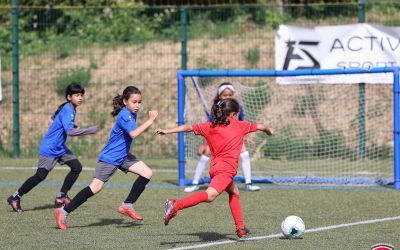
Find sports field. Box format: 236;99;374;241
1;158;399;249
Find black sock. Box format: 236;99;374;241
10;191;21;200
17;168;49;196
124;176;150;204
17;176;41;197
60;159;82;194
63;186;94;213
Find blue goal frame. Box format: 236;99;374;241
177;67;400;190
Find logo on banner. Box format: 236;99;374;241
283;40;320;70
276;24;397;83
370;243;394;250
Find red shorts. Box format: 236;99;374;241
208;167;236;193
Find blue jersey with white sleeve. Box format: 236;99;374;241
207;105;245;122
99;107;137;165
39;103;75;157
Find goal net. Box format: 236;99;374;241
177;68;400;189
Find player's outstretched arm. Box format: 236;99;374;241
130;110;158;139
155;124;193;135
256;124;275;136
67;126;99;136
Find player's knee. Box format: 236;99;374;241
206;189;219;202
35;168;49;181
92;187;102;194
230;188;240;196
66;159;83;174
90;183;104;194
232;190;240;197
233;185;240;195
137;165;153;180
207;194;217;202
140;167;152;179
204;146;211;157
197;145;206;155
203;149;211;158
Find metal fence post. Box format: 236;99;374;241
180;7;187;70
12;0;20;158
358;0;366;159
178;7;188;186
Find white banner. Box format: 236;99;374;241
275;23;400;84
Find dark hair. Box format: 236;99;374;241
111;86;141;117
212;82;234;105
52;83;85;120
211;98;240;127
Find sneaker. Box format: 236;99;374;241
236;227;251;238
117;205;144;221
245;184;260;191
184;185;199;193
54;196;71;207
54;208;67;230
164;198;177;226
7;196;23;213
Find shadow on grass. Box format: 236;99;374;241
25;204;55;211
160;231;233;247
279;236;303;240
164;179;178;185
74;218;142;228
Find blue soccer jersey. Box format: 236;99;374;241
39;103;76;157
99;107;137;165
207;105;245;122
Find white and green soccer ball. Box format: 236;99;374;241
280;215;305;239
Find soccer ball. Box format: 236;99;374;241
280;215;305;239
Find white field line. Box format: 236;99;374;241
166;215;400;250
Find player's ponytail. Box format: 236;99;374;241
52;83;85;120
111;86;141;117
211;98;240;127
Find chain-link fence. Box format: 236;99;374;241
0;2;399;158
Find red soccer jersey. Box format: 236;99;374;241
192;118;257;174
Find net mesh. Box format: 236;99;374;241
183;74;394;185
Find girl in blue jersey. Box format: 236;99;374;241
7;83;98;212
185;82;260;193
55;86;158;230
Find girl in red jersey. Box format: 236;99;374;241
155;98;274;238
185;82;260;193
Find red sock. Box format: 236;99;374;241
175;191;208;212
229;193;244;229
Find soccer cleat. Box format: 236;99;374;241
236;227;251;238
183;185;199;193
7;196;23;213
54;196;71;207
164;198;177;226
245;184;261;191
54;208;67;230
117;205;144;221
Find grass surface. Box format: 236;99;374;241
1;158;399;249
